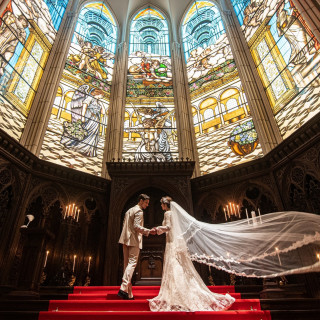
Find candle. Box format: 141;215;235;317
232;203;236;216
317;253;320;262
71;204;75;218
258;208;262;223
76;209;80;222
44;250;49;268
68;205;71;217
88;256;92;273
251;211;257;225
229;203;232;215
226;205;230;218
245;208;249;224
237;205;240;218
64;206;67;219
275;247;282;265
73;255;77;273
223;208;227;221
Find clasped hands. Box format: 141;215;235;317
149;227;158;235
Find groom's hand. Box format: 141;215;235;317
149;228;157;235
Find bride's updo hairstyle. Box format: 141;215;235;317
160;196;172;208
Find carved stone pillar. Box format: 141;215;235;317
102;42;128;177
293;0;320;44
19;0;78;155
171;42;200;177
220;2;283;154
0;0;10;15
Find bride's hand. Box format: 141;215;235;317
149;228;157;235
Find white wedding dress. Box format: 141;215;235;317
148;210;235;312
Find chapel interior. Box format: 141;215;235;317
0;0;320;319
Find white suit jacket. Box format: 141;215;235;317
118;205;150;249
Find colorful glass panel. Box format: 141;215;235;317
39;2;117;176
182;1;262;175
232;0;320;137
123;7;178;161
0;0;68;140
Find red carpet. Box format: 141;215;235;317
38;286;271;319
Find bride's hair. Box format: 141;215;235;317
160;196;172;208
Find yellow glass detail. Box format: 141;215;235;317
251;26;296;114
6;20;51;116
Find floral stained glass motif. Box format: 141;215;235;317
123;7;178;162
40;2;117;176
228;120;259;156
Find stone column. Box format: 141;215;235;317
102;41;128;178
171;41;200;176
220;1;283;153
293;0;320;44
0;0;10;14
19;0;78;155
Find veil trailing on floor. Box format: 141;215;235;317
170;202;320;278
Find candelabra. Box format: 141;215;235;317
63;204;80;222
223;202;240;221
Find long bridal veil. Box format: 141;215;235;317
171;202;320;278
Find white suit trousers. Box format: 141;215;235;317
120;245;140;298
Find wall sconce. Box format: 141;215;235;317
21;215;35;228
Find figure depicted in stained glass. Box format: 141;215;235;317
128;51;171;83
243;0;266;27
12;0;56;43
0;10;28;77
277;1;319;67
68;35;114;81
128;102;174;162
60;84;106;157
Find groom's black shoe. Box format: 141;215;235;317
117;289;129;300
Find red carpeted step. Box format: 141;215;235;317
73;285;236;294
68;292;242;300
48;299;260;311
39;286;272;320
39;310;272;320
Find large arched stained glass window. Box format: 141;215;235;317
40;2;117;176
231;0;320;139
182;1;262;175
0;0;68;141
123;7;178;162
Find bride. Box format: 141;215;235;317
149;196;235;312
148;196;320;312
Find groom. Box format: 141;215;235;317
118;194;156;300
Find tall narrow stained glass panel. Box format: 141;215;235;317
123;7;178;161
182;1;263;175
39;2;117;175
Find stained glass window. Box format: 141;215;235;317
39;2;117;175
0;0;68;140
123;7;178;162
231;0;320;137
182;1;262;175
